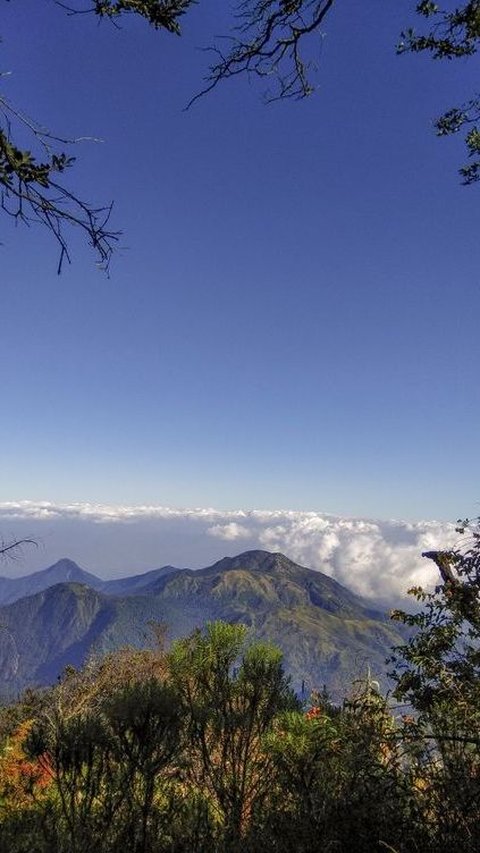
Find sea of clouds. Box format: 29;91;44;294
0;501;462;605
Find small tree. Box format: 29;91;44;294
390;519;480;852
390;521;480;719
24;665;184;853
167;621;298;850
262;681;414;853
102;679;183;853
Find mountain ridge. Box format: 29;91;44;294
0;558;182;605
0;550;405;701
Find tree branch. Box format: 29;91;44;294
187;0;336;108
0;537;37;561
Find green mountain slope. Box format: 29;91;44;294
0;551;405;700
143;550;403;697
0;583;169;697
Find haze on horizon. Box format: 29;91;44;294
0;500;463;607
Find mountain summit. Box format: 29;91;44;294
0;558;103;606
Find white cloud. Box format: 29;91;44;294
207;522;250;541
0;501;461;604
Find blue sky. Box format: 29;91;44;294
1;0;479;524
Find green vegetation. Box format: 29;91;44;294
398;1;480;184
0;551;406;701
1;529;480;850
0;524;479;850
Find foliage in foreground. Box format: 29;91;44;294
1;523;480;852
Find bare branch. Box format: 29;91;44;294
0;537;37;562
187;0;336;108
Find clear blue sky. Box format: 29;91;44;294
1;0;479;522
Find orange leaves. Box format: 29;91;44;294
304;706;322;721
0;720;52;809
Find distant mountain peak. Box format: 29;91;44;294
0;558;104;607
38;559;100;583
45;558;83;575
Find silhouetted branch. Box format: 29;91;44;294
187;0;336;107
0;103;120;273
0;537;37;562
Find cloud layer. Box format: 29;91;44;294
0;501;460;604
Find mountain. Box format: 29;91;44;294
0;551;406;700
140;550;404;697
101;565;180;596
0;582;169;697
0;558;104;605
0;560;182;605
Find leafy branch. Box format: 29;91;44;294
0;89;120;273
398;1;480;183
55;0;196;32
